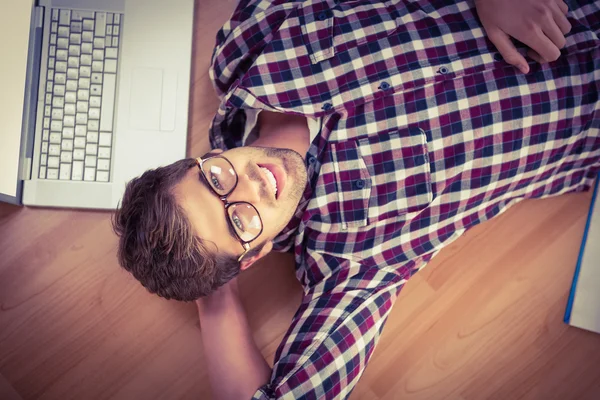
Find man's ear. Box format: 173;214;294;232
239;241;273;271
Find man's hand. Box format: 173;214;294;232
475;0;572;74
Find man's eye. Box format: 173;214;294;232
210;174;223;190
231;213;244;231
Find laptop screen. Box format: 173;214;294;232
0;0;33;199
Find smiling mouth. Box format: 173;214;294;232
259;166;278;199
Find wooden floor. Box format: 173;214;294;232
1;1;600;399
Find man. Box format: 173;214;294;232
113;0;600;398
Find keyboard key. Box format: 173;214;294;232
47;69;54;81
114;14;120;24
56;61;67;73
78;89;89;101
74;149;85;160
96;171;108;182
82;42;93;54
48;57;55;69
75;125;86;136
90;96;101;108
50;132;61;143
83;19;94;32
91;73;102;84
53;84;65;96
55;72;66;84
59;164;71;180
46;93;52;104
77;101;88;113
105;59;117;73
85;155;97;166
63;127;74;138
93;49;104;61
82;30;93;42
50;120;62;131
73;11;95;21
50;33;57;45
92;61;103;72
95;12;107;37
97;159;110;171
39;166;46;179
58;26;69;38
88;120;99;131
105;47;118;58
96;170;109;182
65;92;76;103
71;21;82;33
89;108;100;120
47;168;59;180
43;118;50;129
86;144;98;155
44;105;51;117
112;37;119;47
62;140;73;151
49;154;60;168
80;66;91;77
41;154;47;165
49;45;56;57
106;25;113;35
76;113;88;125
59;10;70;25
51;108;63;120
107;13;114;24
69;45;80;57
56;49;68;61
74;137;86;148
52;9;59;21
68;56;79;68
81;54;92;66
57;38;69;49
87;131;98;143
99;132;112;146
66;79;78;92
90;84;102;95
72;161;84;180
67;68;79;80
49;144;61;156
84;167;95;181
46;81;53;93
64;103;75;115
94;38;105;49
98;146;111;158
42;142;48;153
42;129;49;141
113;26;120;36
51;22;58;33
61;151;73;163
64;115;75;127
70;33;81;45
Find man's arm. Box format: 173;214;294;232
196;278;271;400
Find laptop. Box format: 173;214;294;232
0;0;194;209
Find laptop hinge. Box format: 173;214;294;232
34;6;44;28
21;158;33;181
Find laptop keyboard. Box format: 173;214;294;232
39;9;122;182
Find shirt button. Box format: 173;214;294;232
494;53;503;61
322;102;333;111
354;179;365;189
308;156;316;165
438;66;449;74
318;12;328;21
379;81;390;90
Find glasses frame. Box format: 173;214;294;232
196;156;264;262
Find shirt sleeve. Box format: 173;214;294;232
251;257;409;399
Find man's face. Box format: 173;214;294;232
174;146;308;258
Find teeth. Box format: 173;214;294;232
260;167;278;196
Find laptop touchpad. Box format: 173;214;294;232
129;68;163;131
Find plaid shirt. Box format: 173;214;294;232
208;0;600;398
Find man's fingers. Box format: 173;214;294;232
541;13;567;50
552;1;572;35
487;28;529;73
527;28;561;62
527;49;546;64
555;0;569;15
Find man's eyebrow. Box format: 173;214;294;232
196;169;239;240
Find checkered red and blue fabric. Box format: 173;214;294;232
207;0;600;398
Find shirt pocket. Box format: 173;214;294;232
330;126;432;228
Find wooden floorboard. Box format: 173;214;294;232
1;1;599;399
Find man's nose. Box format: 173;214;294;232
228;172;261;205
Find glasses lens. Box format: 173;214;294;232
227;203;262;242
203;157;237;196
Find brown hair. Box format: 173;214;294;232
112;158;240;301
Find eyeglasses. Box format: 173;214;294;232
196;156;264;262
